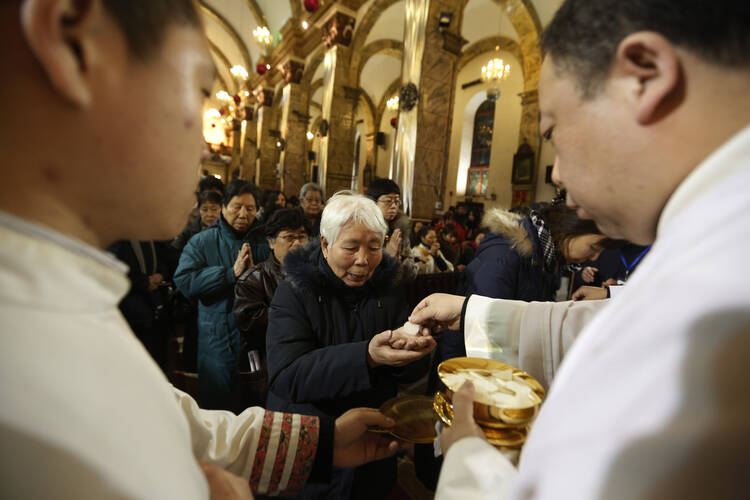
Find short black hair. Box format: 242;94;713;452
542;0;750;97
264;208;309;239
365;178;400;201
223;180;261;207
101;0;202;61
417;225;435;240
197;190;222;208
198;175;225;195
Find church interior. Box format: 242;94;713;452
199;0;562;219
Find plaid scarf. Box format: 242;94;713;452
528;210;558;273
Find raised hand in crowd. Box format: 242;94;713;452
572;285;607;301
384;228;402;257
147;273;164;292
367;330;435;367
429;241;441;256
408;293;465;332
581;266;598;283
233;243;253;278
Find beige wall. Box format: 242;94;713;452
444;49;524;211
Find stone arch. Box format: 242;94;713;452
309;78;324;100
486;0;541;91
207;40;234;93
358;91;377;135
349;0;404;64
351;39;404;86
199;1;252;70
302;45;326;85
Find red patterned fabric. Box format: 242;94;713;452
266;413;294;494
248;410;275;492
285;415;320;496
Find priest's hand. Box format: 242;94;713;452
441;381;486;455
408;293;466;332
367;330;435;367
332;408;407;468
199;462;254;500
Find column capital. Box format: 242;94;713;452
320;6;356;49
253;86;274;107
278;56;306;84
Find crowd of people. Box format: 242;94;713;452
2;0;748;499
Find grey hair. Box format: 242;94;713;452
300;182;324;200
320;191;388;245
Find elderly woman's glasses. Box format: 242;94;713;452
377;197;401;208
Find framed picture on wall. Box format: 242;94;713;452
512;141;535;184
512;153;534;184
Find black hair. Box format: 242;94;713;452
198;175;225;195
365;178;401;201
417;225;435;241
101;0;202;61
542;0;750;98
440;223;458;239
286;195;300;207
223;180;261;207
264;208;309;239
197;190;222;208
537;202;622;252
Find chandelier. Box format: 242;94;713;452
230;65;248;80
481;46;510;83
386;95;399;111
253;26;272;46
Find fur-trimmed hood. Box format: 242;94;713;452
282;239;401;295
480;208;534;257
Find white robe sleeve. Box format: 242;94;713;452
436;437;518;500
174;388;322;497
463;295;609;390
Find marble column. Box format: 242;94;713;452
393;0;465;219
229;120;242;180
318;7;359;197
254;86;278;190
278;58;310;199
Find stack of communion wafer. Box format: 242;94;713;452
433;357;545;449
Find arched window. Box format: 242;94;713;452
466;98;495;196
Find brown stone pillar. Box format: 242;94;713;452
229;120;242;180
278;58;310;199
254;87;278;190
318;8;358;197
239;107;257;181
394;0;466;219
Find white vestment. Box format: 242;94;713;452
0;214;323;499
437;125;750;499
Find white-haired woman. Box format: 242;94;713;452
266;192;435;499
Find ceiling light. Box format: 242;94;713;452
386;95;400;111
204;108;221;120
301;20;309;30
253;26;273;46
215;90;232;102
306;131;314;140
230;65;248;79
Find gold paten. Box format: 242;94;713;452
368;395;438;444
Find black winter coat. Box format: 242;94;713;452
459;209;561;301
265;241;424;418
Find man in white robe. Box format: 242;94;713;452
0;1;424;498
409;0;750;497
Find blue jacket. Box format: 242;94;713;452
459;209;561;301
174;215;270;348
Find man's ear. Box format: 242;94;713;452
613;32;681;125
20;0;99;107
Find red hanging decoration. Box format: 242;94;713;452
390;117;398;128
233;94;241;104
256;63;267;75
304;0;319;13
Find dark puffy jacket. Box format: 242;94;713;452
265;241;424;417
459;209;561;301
265;242;426;498
174;215;270;359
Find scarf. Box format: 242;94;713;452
528;210;557;273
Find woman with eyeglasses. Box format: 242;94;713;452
233;208;310;406
366;178;412;258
